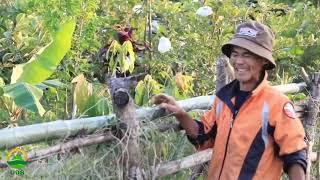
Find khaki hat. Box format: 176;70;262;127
221;21;276;70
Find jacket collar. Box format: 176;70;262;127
216;71;269;112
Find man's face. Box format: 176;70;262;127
230;46;268;87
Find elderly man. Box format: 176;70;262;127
152;21;307;180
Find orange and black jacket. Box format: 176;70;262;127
188;74;307;180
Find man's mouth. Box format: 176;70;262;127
236;68;248;72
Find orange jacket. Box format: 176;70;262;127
189;74;307;180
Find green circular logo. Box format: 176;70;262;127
6;148;28;169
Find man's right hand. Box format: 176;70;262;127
151;94;185;117
151;94;199;138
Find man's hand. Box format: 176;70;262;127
151;94;199;138
151;94;185;117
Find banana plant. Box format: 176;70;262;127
134;75;162;106
107;40;136;76
71;74;110;118
0;19;76;117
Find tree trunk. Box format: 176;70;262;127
215;55;233;93
304;72;320;180
109;77;145;180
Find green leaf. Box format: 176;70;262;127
107;40;121;76
289;47;304;56
84;95;110;116
134;75;162;106
10;19;76;84
118;49;127;73
71;74;93;113
42;79;64;88
36;79;64;90
3;83;45;116
0;77;5;87
118;41;136;73
134;81;146;106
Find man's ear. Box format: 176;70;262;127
262;59;269;65
261;59;271;70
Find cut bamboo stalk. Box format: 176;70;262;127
0;115;115;149
273;82;307;94
153;148;212;178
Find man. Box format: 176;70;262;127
152;21;307;180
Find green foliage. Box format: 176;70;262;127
72;74;110;117
0;19;75;117
3;82;45;116
134;75;162;106
0;0;319;179
10;19;76;84
108;40;136;75
83;94;110;117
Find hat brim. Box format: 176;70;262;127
221;37;276;70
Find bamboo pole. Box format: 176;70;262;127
136;95;216;121
273;82;307;94
153;148;212;178
0;115;115;149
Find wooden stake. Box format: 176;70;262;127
109;77;145;180
215;55;233;93
304;72;320;180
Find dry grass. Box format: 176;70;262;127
0;117;198;180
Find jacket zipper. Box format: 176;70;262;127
217;94;252;179
217;110;238;180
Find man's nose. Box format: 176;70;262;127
233;55;245;65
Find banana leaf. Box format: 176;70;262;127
3;83;45;116
11;19;76;84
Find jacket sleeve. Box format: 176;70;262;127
187;97;220;150
271;100;307;172
282;149;307;173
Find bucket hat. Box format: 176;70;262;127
221;21;276;70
